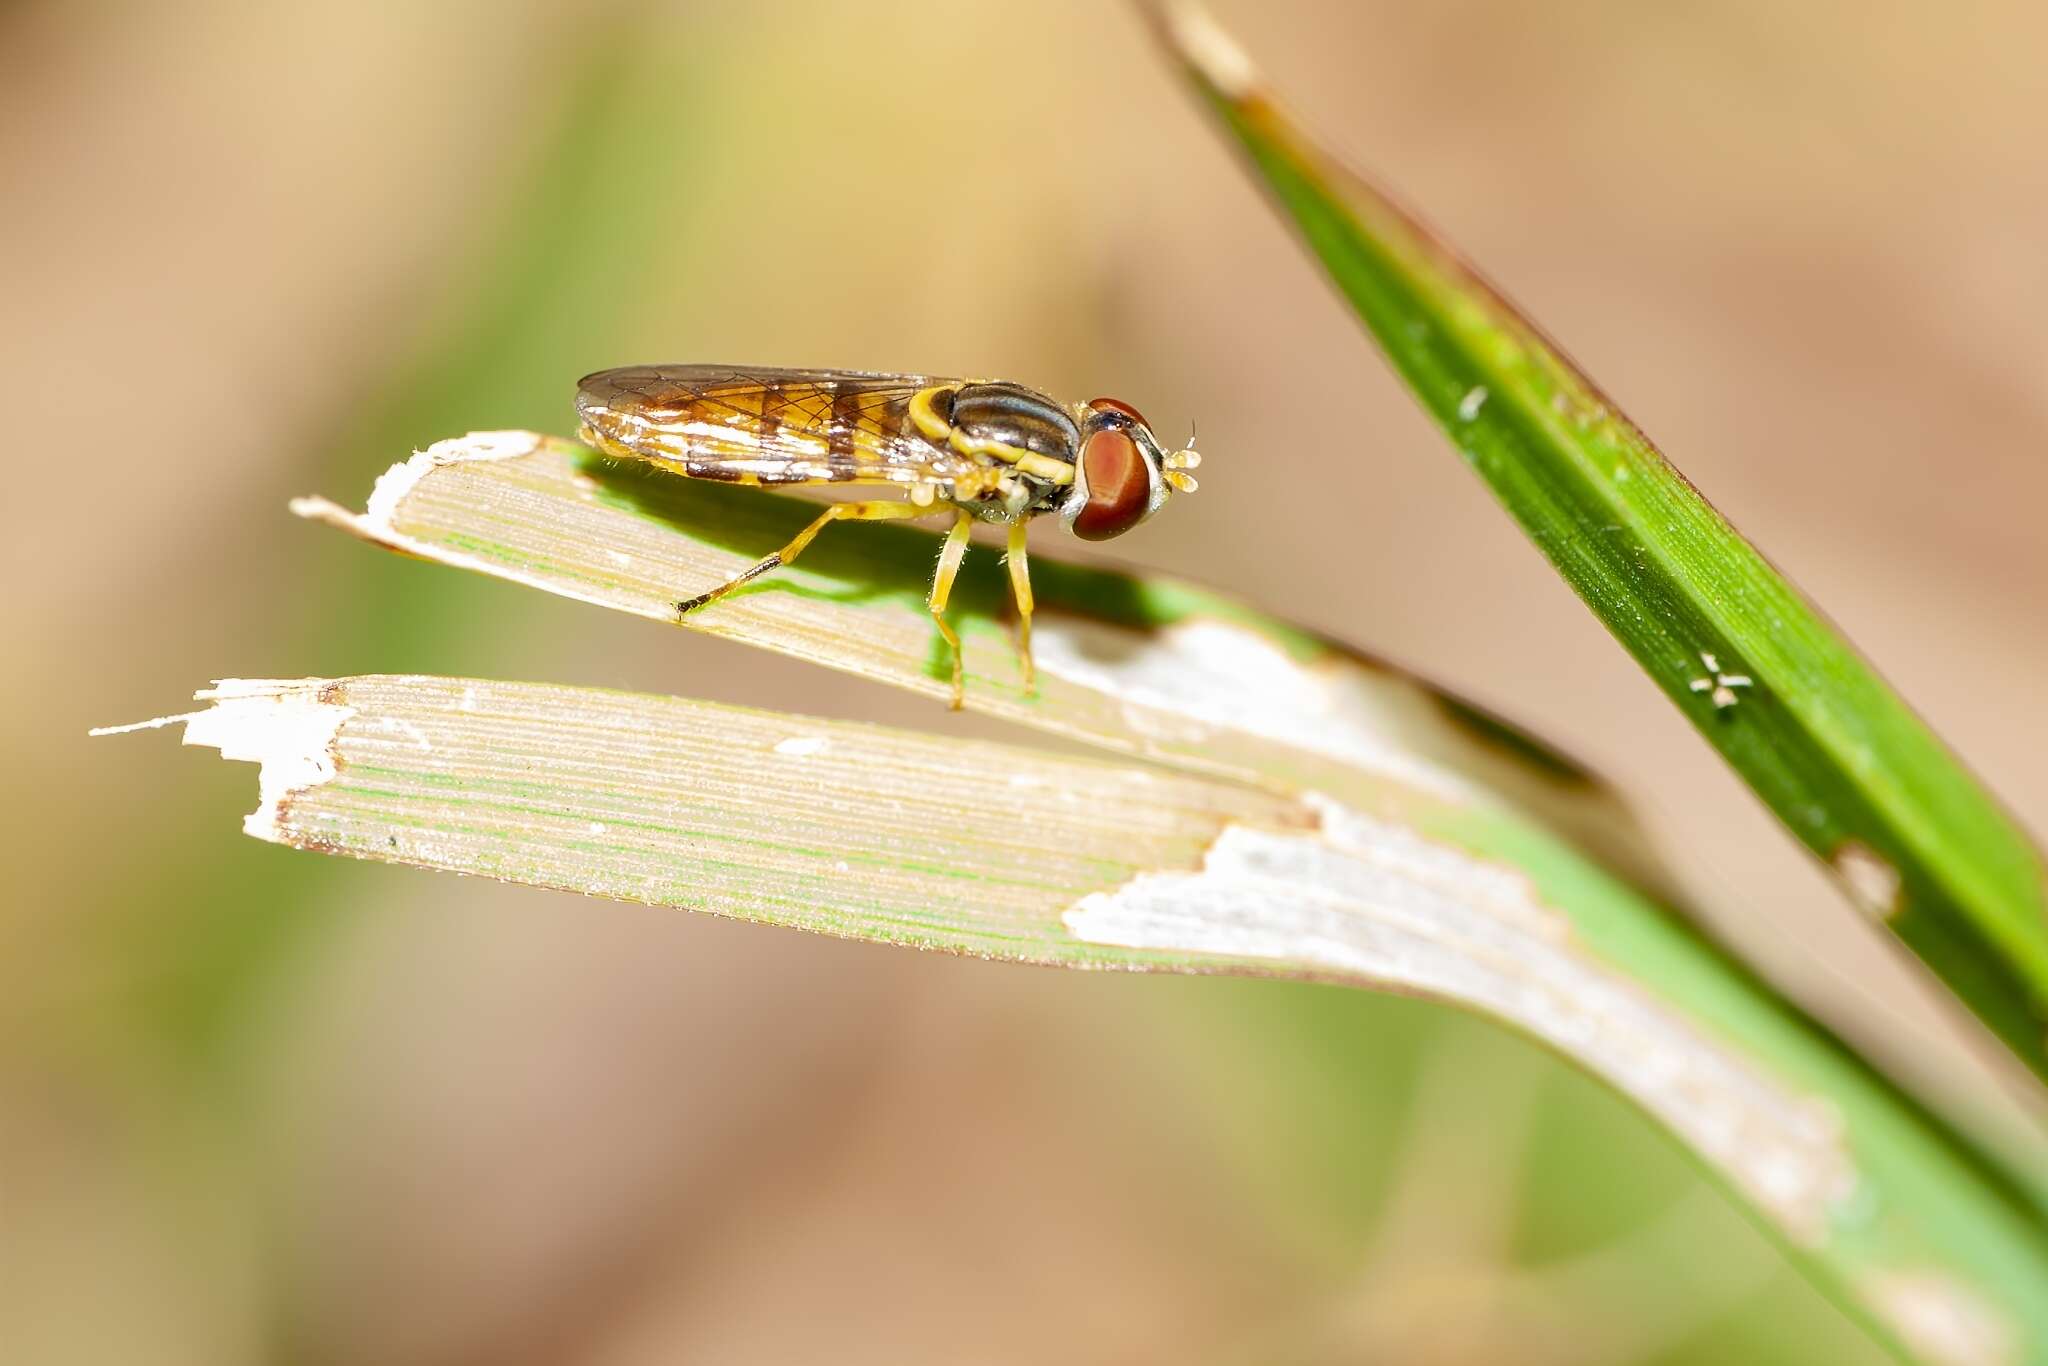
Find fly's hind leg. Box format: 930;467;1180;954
1004;521;1035;695
675;498;930;615
927;510;974;709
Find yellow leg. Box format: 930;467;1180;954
928;511;973;709
1005;520;1035;695
675;499;931;615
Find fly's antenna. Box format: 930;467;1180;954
1163;418;1201;493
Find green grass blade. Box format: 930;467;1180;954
106;673;2048;1364
1147;3;2048;1080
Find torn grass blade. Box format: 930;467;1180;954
111;675;2048;1365
1148;2;2048;1082
291;430;1678;904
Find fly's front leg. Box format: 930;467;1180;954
927;510;974;709
675;498;929;615
1004;520;1035;695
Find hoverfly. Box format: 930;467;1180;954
576;365;1202;707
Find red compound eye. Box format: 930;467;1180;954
1087;396;1149;429
1072;428;1150;541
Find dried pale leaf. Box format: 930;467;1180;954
111;673;2048;1366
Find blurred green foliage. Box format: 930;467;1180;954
74;11;1898;1362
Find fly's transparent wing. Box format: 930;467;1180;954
577;365;977;487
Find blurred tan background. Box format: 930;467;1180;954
6;1;2044;1362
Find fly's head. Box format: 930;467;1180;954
1060;397;1201;542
